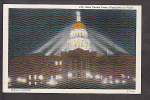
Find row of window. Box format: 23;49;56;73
55;61;62;65
69;40;88;48
70;32;87;38
69;42;88;48
28;75;43;80
70;39;88;44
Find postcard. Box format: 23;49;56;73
3;4;141;93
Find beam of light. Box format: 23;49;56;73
88;29;128;53
33;33;62;53
90;41;102;53
45;34;68;56
33;24;74;53
61;43;68;51
55;42;68;55
89;35;114;55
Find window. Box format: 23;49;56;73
34;75;37;80
55;61;58;65
59;61;62;65
29;75;31;80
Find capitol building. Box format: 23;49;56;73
67;12;90;51
8;11;136;89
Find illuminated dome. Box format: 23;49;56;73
72;21;86;30
67;11;90;51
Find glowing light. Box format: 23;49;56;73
89;31;127;53
68;72;73;78
122;80;126;84
34;75;37;80
95;74;100;79
8;77;11;83
34;33;62;53
109;75;112;79
56;75;62;80
59;61;62;65
29;75;31;80
102;79;107;84
22;78;26;83
115;79;120;84
45;34;68;56
122;74;125;78
17;77;26;83
128;76;130;79
51;76;54;79
55;61;58;65
86;72;92;78
29;82;31;85
39;75;44;80
17;78;22;82
90;75;93;78
90;35;113;55
47;78;57;86
76;11;81;22
109;80;113;84
100;75;103;79
35;82;37;85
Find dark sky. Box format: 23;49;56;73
9;9;136;58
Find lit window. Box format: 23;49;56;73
39;75;44;80
68;72;73;78
55;61;58;65
29;75;31;80
22;78;26;83
35;82;37;85
29;82;31;85
59;61;62;65
56;75;62;80
34;75;37;80
115;79;120;84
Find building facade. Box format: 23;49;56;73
67;11;90;51
8;12;136;88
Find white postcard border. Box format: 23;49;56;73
3;4;141;94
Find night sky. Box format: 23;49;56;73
9;9;136;58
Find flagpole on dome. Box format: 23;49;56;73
76;11;81;22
